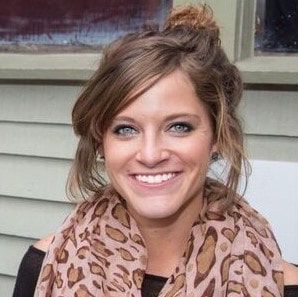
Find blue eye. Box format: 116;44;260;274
113;125;137;136
169;122;193;134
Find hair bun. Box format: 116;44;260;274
164;4;219;38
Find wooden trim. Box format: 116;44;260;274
237;56;298;85
235;0;256;60
0;53;99;81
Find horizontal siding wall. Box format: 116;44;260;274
240;86;298;162
0;274;15;297
0;196;73;238
0;155;71;201
0;81;81;296
241;87;298;137
0;83;78;124
0;122;77;159
1;81;298;296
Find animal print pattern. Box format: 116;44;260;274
34;181;283;296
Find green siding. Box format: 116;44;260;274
0;155;71;202
0;196;73;238
0;83;79;124
0;235;34;276
241;88;298;137
0;122;77;159
0;275;16;297
246;135;298;162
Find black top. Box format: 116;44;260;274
13;246;298;297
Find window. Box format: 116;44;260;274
0;0;172;53
1;0;297;83
221;0;298;84
255;0;298;54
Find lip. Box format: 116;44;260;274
128;171;182;190
131;171;180;176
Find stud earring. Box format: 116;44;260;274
211;152;219;162
96;153;105;163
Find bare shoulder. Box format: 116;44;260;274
283;260;298;285
33;234;55;252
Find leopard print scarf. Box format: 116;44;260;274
34;184;284;297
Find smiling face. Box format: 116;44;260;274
103;70;217;225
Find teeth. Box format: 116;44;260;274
135;173;175;184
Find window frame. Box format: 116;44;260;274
233;0;298;84
1;0;297;83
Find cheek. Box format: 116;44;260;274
103;138;132;172
175;137;213;165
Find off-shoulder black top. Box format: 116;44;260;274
12;246;298;297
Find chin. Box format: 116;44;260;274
126;194;188;222
136;206;177;220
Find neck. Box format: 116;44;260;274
132;194;203;277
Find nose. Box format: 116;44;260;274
135;132;170;167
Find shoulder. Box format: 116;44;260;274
33;234;54;252
283;260;298;285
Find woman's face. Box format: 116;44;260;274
103;70;217;225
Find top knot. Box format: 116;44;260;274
164;4;219;38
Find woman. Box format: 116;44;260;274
13;4;298;297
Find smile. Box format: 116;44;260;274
134;173;176;184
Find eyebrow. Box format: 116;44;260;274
113;113;201;123
164;113;201;122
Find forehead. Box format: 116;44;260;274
114;70;209;121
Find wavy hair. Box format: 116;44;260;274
66;4;250;213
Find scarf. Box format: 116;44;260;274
34;182;284;297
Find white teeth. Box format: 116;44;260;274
135;173;175;184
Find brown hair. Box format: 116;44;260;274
67;4;250;212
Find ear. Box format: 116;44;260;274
211;141;218;156
210;142;219;162
97;142;104;159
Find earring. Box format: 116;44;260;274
211;152;219;162
96;153;105;163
